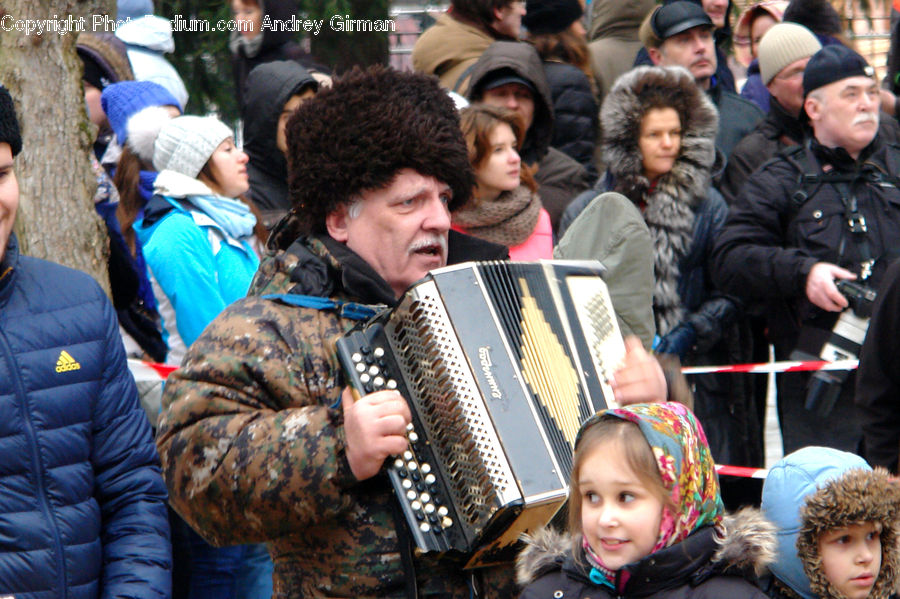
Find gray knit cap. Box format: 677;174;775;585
758;22;822;85
152;115;233;178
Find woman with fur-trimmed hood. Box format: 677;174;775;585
760;447;900;599
573;65;760;481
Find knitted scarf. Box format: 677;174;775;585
451;185;540;248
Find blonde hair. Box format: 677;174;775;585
568;417;671;556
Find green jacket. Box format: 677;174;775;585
555;191;656;350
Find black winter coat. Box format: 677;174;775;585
712;136;900;350
856;257;900;472
517;519;773;599
719;101;900;206
718;100;806;206
542;61;599;180
712;136;900;453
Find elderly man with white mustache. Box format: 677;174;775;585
155;66;681;599
712;44;900;458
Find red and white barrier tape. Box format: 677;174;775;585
127;358;177;380
716;464;768;479
128;357;811;481
681;358;858;376
132;358;859;380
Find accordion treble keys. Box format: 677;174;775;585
336;260;625;567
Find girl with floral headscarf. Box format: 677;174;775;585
516;402;776;598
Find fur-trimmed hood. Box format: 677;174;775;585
599;65;720;335
601;65;718;200
761;447;900;599
466;41;555;164
516;508;777;590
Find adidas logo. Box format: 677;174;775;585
55;350;81;373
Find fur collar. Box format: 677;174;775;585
797;468;900;599
600;66;719;334
516;508;777;587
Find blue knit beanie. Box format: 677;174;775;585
101;80;181;145
117;0;154;21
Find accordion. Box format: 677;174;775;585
336;260;625;567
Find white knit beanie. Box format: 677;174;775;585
758;22;822;85
152;115;234;178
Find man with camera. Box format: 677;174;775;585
712;45;900;454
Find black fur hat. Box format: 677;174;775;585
0;86;21;157
285;65;474;235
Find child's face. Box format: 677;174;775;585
579;439;664;570
818;522;882;599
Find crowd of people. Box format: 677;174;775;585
3;0;900;597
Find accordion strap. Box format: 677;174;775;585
261;294;383;321
390;493;420;599
266;291;418;597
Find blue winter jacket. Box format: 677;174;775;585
0;233;171;598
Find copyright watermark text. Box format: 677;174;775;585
0;13;396;36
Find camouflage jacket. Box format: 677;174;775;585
156;233;515;598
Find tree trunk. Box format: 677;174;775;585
0;0;111;293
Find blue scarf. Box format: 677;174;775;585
189;194;256;239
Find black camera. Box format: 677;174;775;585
834;279;877;318
790;279;877;417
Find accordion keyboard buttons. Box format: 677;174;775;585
336;327;461;550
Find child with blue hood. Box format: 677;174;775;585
760;447;900;599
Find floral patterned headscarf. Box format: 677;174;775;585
576;402;724;552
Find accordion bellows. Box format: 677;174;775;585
337;261;625;567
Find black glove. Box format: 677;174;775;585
654;322;696;359
686;297;738;355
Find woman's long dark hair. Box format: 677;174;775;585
113;145;147;257
527;28;596;93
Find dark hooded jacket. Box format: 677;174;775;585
516;510;776;599
230;0;308;108
467;41;593;231
597;65;760;469
541;61;599;180
242;60;317;227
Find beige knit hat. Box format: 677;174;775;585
758;22;822;84
152;115;233;178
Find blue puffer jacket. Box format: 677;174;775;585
0;234;171;598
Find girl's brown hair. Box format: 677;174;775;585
459;103;537;194
114;145;150;257
567;416;672;556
